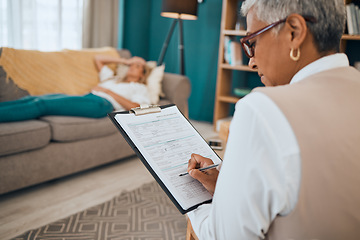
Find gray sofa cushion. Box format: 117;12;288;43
0;120;51;156
41;116;118;142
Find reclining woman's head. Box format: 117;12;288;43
125;56;152;84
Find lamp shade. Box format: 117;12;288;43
161;0;198;20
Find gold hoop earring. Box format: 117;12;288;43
290;48;300;61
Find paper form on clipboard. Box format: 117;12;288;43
108;104;222;214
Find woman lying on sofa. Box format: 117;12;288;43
0;56;152;123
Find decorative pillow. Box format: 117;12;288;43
0;66;30;102
115;61;165;104
147;64;165;104
0;48;29;102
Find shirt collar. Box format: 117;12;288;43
290;53;349;84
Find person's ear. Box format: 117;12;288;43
285;14;308;49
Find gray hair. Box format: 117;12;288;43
241;0;346;53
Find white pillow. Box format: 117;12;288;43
115;64;129;80
146;64;165;104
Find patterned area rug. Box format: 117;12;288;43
12;181;187;240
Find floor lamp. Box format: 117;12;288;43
157;0;198;75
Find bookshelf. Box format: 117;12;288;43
213;0;249;128
341;0;360;51
213;0;360;129
342;34;360;40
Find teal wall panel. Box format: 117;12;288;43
123;0;151;59
123;0;223;122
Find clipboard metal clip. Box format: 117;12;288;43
130;104;161;116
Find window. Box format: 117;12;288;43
0;0;83;51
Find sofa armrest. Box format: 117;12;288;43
116;49;132;59
161;73;191;117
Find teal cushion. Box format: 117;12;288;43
0;94;113;122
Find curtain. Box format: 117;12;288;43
0;0;83;51
82;0;119;48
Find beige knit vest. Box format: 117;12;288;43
255;67;360;240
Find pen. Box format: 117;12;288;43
179;164;219;177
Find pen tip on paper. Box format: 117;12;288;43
179;172;188;177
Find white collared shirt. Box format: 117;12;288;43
187;54;350;240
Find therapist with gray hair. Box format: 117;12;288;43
186;0;360;239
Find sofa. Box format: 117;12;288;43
0;47;191;195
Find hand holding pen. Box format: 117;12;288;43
184;153;220;195
179;164;219;176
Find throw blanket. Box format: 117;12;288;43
0;47;119;95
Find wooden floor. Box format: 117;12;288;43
0;120;217;240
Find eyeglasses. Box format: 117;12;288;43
240;16;317;58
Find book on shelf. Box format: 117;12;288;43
346;3;360;35
224;36;243;66
234;0;247;30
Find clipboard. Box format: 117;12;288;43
108;104;222;214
